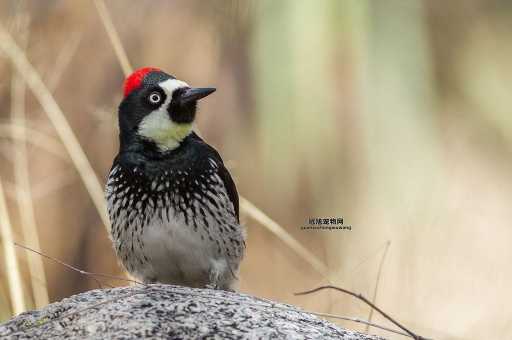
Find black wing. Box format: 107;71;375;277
216;160;239;222
189;132;240;222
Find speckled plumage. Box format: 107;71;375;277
106;132;245;290
105;68;245;290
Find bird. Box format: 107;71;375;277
105;67;245;290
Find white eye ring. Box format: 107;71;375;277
148;92;161;104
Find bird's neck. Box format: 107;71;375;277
119;125;194;155
118;129;201;162
148;123;193;152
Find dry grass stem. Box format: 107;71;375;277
0;23;110;230
11;35;50;307
93;0;132;76
0;178;26;315
240;197;329;277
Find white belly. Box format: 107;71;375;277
136;216;222;286
118;209;232;289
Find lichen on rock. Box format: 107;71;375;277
0;284;385;339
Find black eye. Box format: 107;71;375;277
148;92;162;104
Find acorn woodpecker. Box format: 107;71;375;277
105;67;245;290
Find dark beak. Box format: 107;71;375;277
178;87;216;105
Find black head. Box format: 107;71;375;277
118;67;215;152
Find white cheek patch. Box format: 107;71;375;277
137;78;192;151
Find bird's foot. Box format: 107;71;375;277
205;283;218;290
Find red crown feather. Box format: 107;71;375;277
123;67;160;97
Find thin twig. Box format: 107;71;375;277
0;23;110;230
366;241;391;333
307;311;411;338
0;178;26;314
92;1;330;279
14;243;144;287
347;240;394;276
93;0;132;76
295;285;429;340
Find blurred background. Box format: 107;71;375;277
0;1;511;339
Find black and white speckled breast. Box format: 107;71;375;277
105;156;245;288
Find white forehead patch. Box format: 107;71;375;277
159;78;189;96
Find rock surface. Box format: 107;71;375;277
0;284;384;339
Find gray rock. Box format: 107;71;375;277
0;284;384;339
